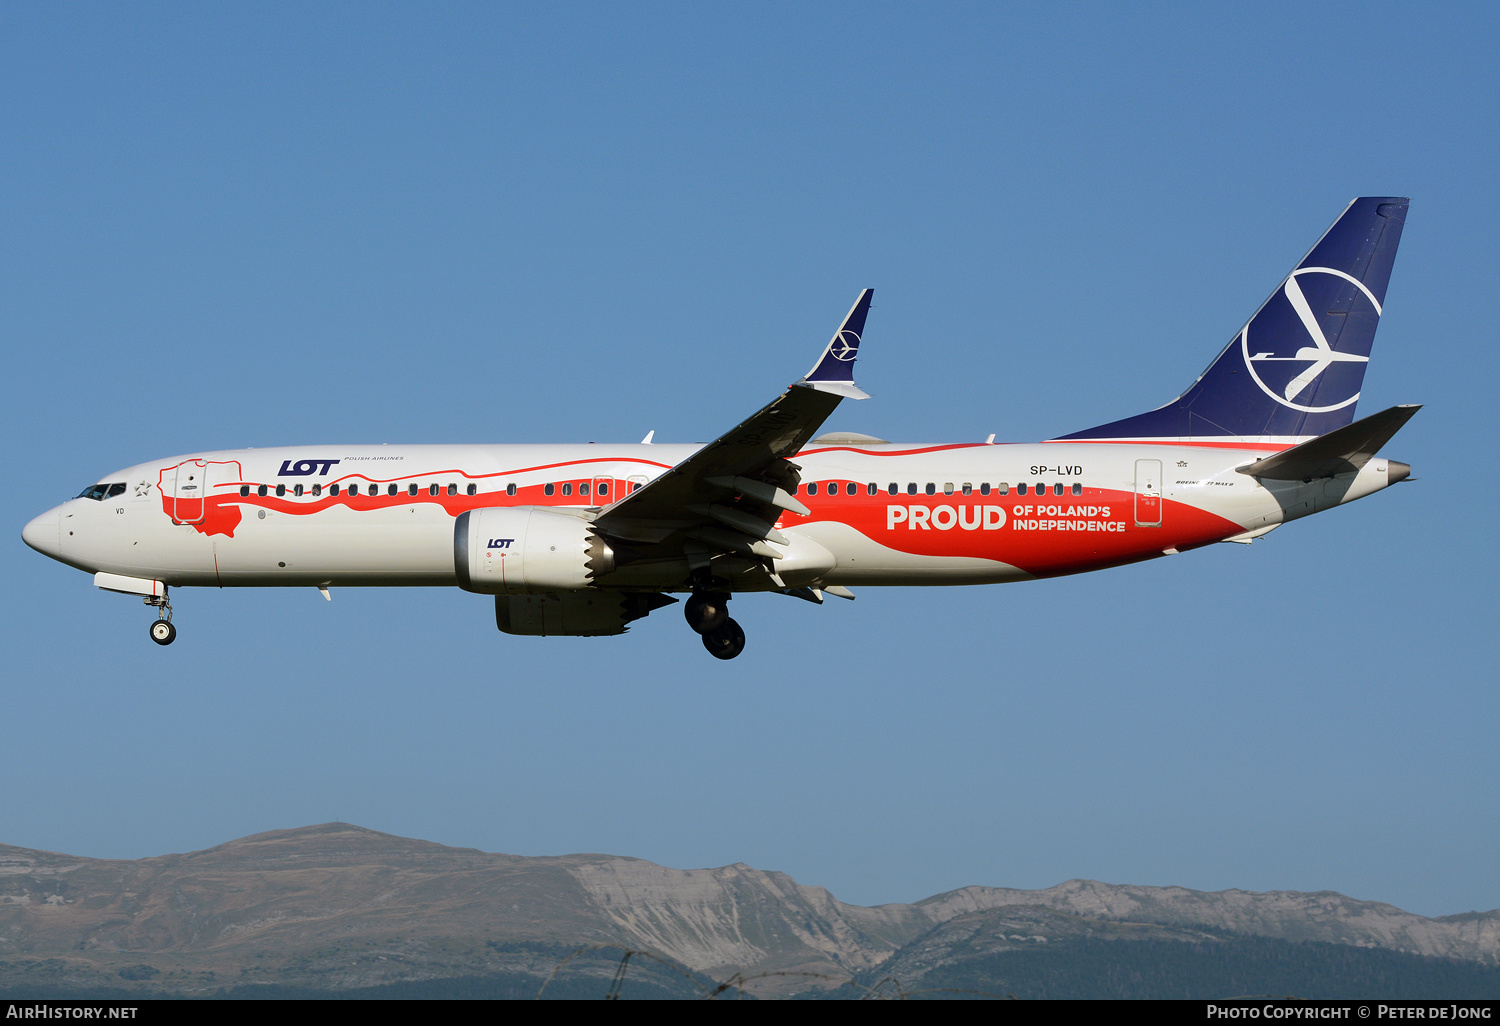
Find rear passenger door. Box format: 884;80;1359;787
1134;459;1162;527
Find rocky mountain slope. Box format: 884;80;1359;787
1;823;1494;997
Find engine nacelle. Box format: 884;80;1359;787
454;507;614;595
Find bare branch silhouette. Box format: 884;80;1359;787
534;943;1012;1000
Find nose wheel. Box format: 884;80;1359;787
149;619;177;645
145;590;176;646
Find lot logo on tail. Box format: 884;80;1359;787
1241;267;1380;414
829;329;861;361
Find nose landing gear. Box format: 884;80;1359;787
149;619;177;645
146;590;176;646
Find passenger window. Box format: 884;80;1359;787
925;483;936;496
368;484;378;496
387;484;398;496
467;483;477;496
907;483;918;495
846;482;856;496
447;483;457;496
276;484;286;497
1017;483;1028;495
997;483;1009;495
809;482;818;495
408;484;418;496
329;484;339;496
598;482;608;497
867;483;877;495
294;484;304;497
312;484;321;497
943;482;954;495
961;483;972;495
978;483;990;496
507;483;517;496
1053;483;1063;496
544;483;555;496
580;482;590;497
1036;482;1045;494
889;483;899;495
1072;483;1082;496
240;486;250;497
562;483;573;496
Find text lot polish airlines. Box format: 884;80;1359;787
23;198;1418;660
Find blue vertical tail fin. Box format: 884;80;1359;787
1056;197;1408;444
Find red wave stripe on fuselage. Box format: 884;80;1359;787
164;457;674;538
796;442;997;457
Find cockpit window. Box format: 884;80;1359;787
77;482;124;501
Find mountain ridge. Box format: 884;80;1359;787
1;823;1494;997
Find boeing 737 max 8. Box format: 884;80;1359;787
23;198;1418;659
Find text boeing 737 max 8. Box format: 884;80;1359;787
23;198;1418;659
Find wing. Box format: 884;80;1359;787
592;290;872;577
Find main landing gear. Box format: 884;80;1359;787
146;589;176;646
684;584;745;660
701;617;745;660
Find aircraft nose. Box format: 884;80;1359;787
22;509;61;559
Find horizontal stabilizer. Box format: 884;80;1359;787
1237;404;1420;481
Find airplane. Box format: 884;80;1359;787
22;197;1417;660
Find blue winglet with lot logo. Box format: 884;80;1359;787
798;289;873;399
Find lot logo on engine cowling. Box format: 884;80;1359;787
278;459;341;476
487;538;514;549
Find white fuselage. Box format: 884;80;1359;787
24;439;1402;594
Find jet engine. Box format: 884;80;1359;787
454;507;614;595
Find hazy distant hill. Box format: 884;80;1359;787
1;823;1495;998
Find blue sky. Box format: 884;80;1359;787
3;2;1496;918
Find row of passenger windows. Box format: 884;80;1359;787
803;481;1084;497
232;478;1084;501
545;481;600;497
241;482;481;498
237;480;644;500
541;481;648;497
